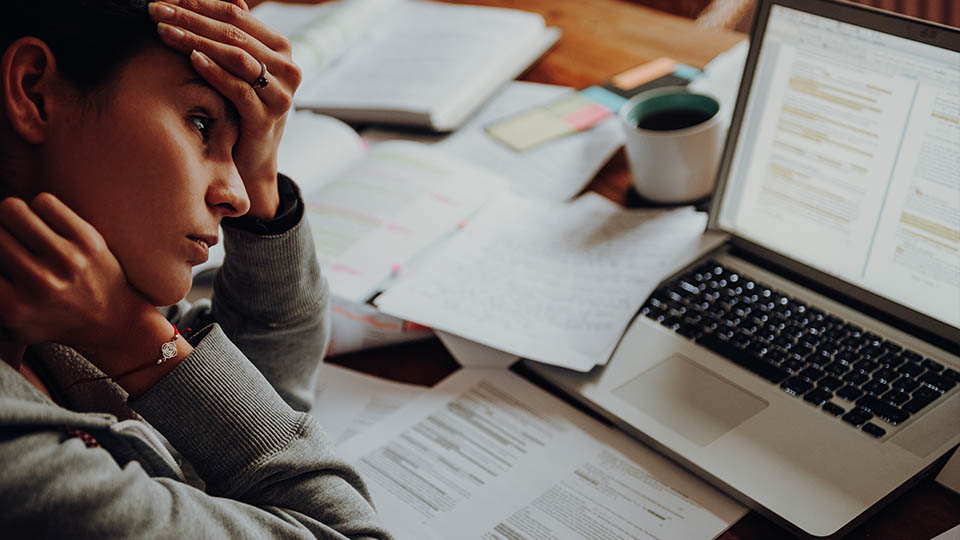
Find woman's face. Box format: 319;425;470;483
39;45;250;306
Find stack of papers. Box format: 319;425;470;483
336;368;747;540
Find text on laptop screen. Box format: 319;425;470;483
718;5;960;329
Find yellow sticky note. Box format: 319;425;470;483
485;108;576;152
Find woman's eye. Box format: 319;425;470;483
189;115;214;142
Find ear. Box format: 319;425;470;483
1;38;61;145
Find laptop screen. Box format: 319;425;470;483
717;4;960;330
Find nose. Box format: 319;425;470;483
206;163;250;218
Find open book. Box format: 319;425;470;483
253;0;561;131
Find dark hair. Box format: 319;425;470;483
2;0;158;90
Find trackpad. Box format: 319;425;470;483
612;354;768;446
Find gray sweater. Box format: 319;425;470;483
0;181;392;539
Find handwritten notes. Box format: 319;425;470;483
375;193;707;371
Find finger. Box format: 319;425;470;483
0;197;71;259
28;193;105;254
188;48;283;121
159;26;292;113
157;0;290;53
150;2;280;69
154;16;300;105
0;224;46;288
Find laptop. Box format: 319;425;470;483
523;0;960;537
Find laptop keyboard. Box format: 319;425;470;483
640;260;959;439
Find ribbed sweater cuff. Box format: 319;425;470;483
130;324;304;490
216;190;324;325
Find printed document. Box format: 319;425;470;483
375;193;708;371
311;363;426;447
337;369;746;540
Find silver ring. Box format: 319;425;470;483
251;60;268;89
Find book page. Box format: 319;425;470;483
304;141;504;302
291;1;546;121
337;369;746;540
374;193;707;371
363;82;625;201
253;0;402;80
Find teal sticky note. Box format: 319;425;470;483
673;64;702;80
580;86;628;112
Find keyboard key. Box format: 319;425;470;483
860;346;886;361
882;342;903;353
842;408;872;427
862;423;886;438
836;385;865;402
921;359;944;372
862;380;889;396
822;402;845;416
901;350;923;362
818;376;844;392
945;369;960;384
824;361;850;376
919;372;956;393
696;334;791;383
898;362;924;378
803;388;832;406
854;359;879;373
914;385;943;402
798;366;824;382
843;370;869;386
883;388;910;406
782;376;814;396
856;396;909;425
893;377;921;392
902;398;932;414
882;354;907;369
782;358;805;373
872;368;898;383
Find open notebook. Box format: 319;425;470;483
253;0;561;131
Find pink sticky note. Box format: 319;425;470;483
563;104;612;131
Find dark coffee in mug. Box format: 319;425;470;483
624;91;719;132
635;108;715;131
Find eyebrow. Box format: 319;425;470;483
179;77;241;128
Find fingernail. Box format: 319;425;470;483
190;49;209;67
148;3;176;19
157;22;184;39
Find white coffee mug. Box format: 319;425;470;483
619;86;727;204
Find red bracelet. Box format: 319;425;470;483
67;324;181;389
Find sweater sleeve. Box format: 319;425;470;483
211;175;329;413
0;327;391;539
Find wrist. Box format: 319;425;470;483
83;309;193;398
244;172;280;220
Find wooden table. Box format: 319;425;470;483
253;0;960;537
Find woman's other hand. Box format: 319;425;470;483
0;194;155;351
150;0;303;220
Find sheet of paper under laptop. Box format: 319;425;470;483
374;192;707;372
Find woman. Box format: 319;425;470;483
0;0;391;537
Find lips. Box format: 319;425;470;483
186;234;218;265
187;234;219;248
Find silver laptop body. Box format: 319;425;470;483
524;1;960;537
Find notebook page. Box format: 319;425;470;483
374;193;708;371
